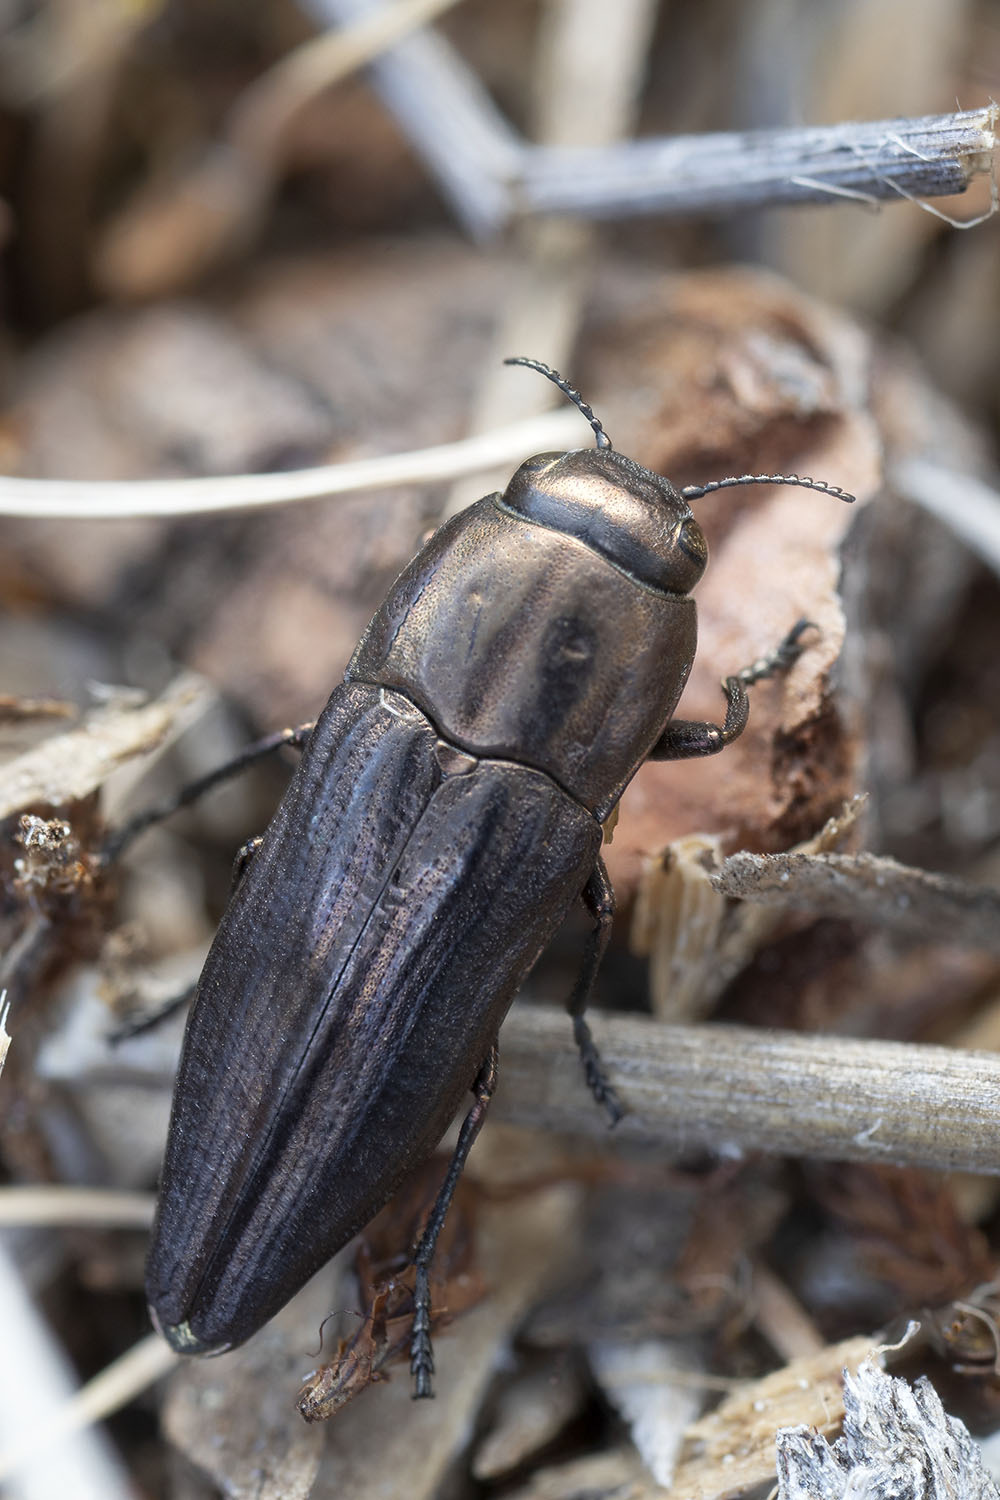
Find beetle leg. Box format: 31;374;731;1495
109;982;196;1044
410;1040;500;1400
566;857;623;1126
102;721;315;863
649;619;815;761
232;836;263;890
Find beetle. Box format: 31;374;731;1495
144;358;853;1398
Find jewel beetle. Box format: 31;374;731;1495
145;358;853;1397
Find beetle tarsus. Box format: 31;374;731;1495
650;619;817;762
410;1267;435;1399
573;1014;623;1125
407;1043;500;1397
736;617;817;686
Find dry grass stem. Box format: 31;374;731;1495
0;1186;155;1228
0;409;583;519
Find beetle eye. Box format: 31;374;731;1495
678;518;708;570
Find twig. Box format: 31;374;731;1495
711;849;1000;952
0;407;584;519
518;107;997;221
496;1005;1000;1174
892;456;1000;580
0;1186;154;1228
303;0;522;239
291;4;998;235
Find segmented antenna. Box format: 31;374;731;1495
681;473;855;503
504;357;612;451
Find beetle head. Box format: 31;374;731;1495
502;447;708;597
502;356;854;597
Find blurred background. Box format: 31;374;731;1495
2;2;1000;1498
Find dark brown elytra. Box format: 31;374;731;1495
136;359;853;1401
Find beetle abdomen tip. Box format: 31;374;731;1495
150;1306;230;1357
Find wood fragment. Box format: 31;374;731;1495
520;107;998;221
775;1355;1000;1500
712;848;1000;952
0;674;211;820
673;1333;877;1500
633;799;866;1022
496;1004;1000;1175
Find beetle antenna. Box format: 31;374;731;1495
504;357;613;451
681;473;855;503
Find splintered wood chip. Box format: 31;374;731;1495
775;1356;1000;1500
0;673;212;820
632;796;867;1022
672;1334;878;1500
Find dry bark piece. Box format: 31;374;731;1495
470;1350;588;1482
673;1333;877;1500
714;847;1000;953
775;1356;1000;1500
0;674;211;821
499;1446;652;1500
632;796;866;1022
